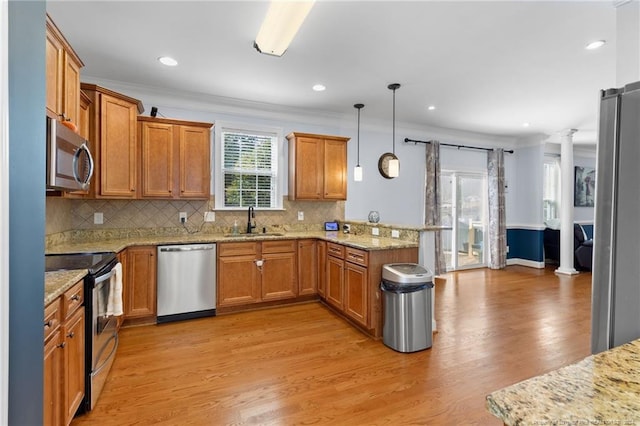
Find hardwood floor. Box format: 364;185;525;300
71;266;592;425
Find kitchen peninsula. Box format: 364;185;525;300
486;339;640;425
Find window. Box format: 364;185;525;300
543;156;560;222
214;123;283;209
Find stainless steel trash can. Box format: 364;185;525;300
381;263;433;352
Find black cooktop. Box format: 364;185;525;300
45;252;117;275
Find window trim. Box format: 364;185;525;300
213;121;284;210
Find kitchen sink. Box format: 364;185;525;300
223;232;285;238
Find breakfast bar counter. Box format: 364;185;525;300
486;339;640;425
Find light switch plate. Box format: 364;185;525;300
94;212;103;225
391;229;400;238
372;227;379;236
297;211;304;221
204;211;216;222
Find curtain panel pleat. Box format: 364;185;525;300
487;149;507;269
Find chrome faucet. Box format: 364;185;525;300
247;206;256;234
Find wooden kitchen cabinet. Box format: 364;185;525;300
81;84;144;198
123;246;157;323
316;240;327;298
46;14;83;124
326;243;345;310
326;242;368;327
297;239;318;296
44;280;85;426
218;240;298;309
137;116;212;199
287;132;350;201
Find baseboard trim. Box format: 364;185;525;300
507;258;545;269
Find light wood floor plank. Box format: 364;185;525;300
71;265;592;425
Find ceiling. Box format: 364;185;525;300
46;1;618;145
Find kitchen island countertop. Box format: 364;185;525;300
486;338;640;425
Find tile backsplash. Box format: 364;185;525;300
46;196;344;235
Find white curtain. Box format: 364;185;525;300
487;149;507;269
425;141;446;275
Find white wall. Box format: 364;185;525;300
82;77;517;227
509;143;544;227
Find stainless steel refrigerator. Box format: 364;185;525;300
591;80;640;354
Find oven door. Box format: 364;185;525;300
90;269;119;410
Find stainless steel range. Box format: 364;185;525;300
45;252;119;412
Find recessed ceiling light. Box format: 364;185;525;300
427;105;436;111
312;84;326;92
523;122;530;127
585;40;606;50
158;56;178;66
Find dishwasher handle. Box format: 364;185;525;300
159;245;215;253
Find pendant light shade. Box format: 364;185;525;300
354;103;364;182
388;83;401;178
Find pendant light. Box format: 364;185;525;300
388;83;400;177
354;103;364;182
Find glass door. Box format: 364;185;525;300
440;171;487;271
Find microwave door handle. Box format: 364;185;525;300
73;142;94;190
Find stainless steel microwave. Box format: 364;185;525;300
46;117;94;191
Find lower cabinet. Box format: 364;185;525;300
43;280;85;426
122;246;157;324
316;240;327;298
325;243;369;328
218;240;297;309
297;239;318;296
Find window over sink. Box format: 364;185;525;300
214;122;283;209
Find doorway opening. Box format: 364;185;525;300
440;171;487;271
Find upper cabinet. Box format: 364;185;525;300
137;116;212;200
287;132;350;201
46;14;83;125
81;84;144;198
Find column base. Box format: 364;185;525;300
555;267;579;275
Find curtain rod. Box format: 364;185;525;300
404;138;514;154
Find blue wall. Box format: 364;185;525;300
507;229;544;262
582;224;594;240
9;1;46;424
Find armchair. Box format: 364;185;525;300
574;224;593;271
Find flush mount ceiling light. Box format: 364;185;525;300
427;105;436;111
158;56;178;66
378;83;401;179
354;103;364;182
254;0;315;57
585;40;606;50
523;122;531;127
312;84;326;92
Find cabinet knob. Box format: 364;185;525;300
67;331;75;338
71;294;80;301
44;320;52;328
131;188;135;192
57;342;66;349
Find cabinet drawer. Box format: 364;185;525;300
44;298;62;342
219;242;260;257
62;281;84;319
345;247;368;267
262;240;296;254
327;242;345;259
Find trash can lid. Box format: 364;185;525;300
382;263;432;284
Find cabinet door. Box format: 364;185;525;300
317;240;327;299
345;262;368;327
179;125;210;199
63;54;81;126
44;331;63;426
218;255;260;307
63;307;85;426
293;136;323;199
297;239;318;296
141;121;174;198
45;29;64;118
323;138;348;199
326;255;344;310
100;94;138;198
262;251;297;301
124;246;157;319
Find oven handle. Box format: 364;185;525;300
91;333;119;377
94;267;117;286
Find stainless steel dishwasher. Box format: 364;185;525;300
157;243;216;323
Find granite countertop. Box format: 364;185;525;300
45;269;87;306
486;339;640;425
45;231;419;254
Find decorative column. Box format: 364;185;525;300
556;129;578;275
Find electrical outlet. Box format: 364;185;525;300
506;245;510;253
179;212;187;223
297;211;304;221
372;227;379;236
204;211;215;222
94;212;103;225
391;229;400;238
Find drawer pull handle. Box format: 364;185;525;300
71;294;80;301
44;320;52;328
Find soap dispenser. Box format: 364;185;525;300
232;220;239;235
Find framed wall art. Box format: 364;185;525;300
574;166;595;207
